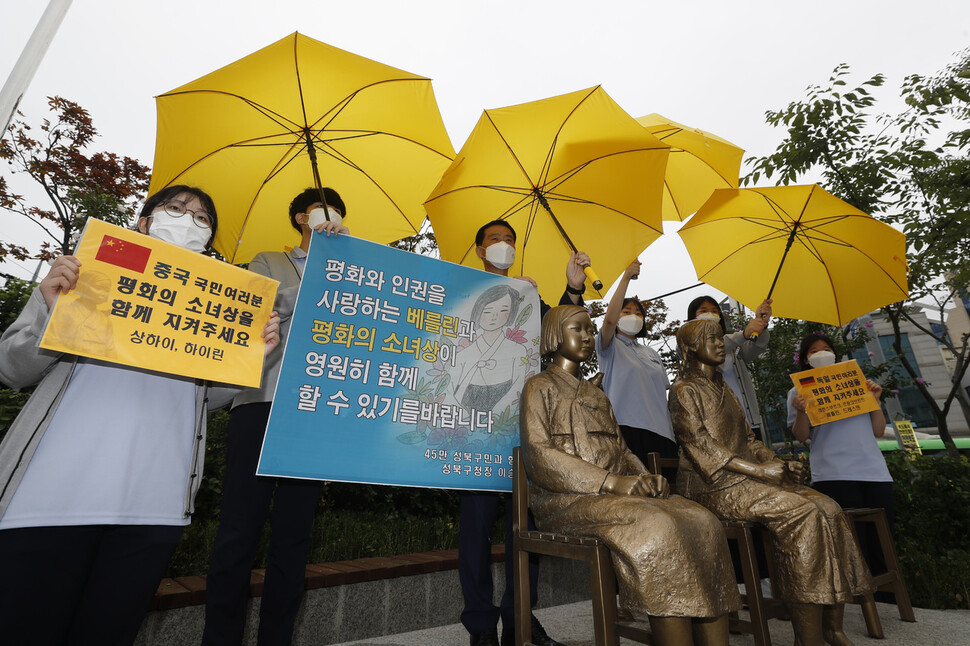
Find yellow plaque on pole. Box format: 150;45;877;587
893;420;922;454
790;359;881;426
40;219;278;387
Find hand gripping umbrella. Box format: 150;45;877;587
149;32;455;264
424;86;669;304
635;114;744;222
679;184;908;327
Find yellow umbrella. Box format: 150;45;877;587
679;184;908;326
149;32;455;264
636;114;744;222
425;86;669;304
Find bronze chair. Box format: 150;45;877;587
645;454;915;641
646;453;787;646
511;447;653;646
843;507;917;637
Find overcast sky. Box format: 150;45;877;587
3;0;968;323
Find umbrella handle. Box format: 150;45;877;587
749;313;769;341
583;265;604;293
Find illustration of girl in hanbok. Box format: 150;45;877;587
452;284;529;414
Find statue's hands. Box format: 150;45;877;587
639;474;670;499
759;461;786;486
782;460;805;486
602;474;649;496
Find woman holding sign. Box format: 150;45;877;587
787;332;893;574
0;186;280;646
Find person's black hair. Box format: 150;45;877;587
139;185;218;249
797;331;837;371
475;219;516;247
686;294;727;334
288;187;346;234
470;284;520;328
620;297;648;338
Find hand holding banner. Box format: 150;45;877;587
257;234;541;492
40;219;278;387
790;359;880;426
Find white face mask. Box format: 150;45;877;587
148;211;210;253
484;241;515;270
307;206;343;228
696;312;720;322
807;350;837;369
617;315;643;336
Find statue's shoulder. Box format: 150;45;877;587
523;370;556;395
670;374;703;399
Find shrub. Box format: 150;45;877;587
886;452;970;609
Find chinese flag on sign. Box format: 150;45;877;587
95;235;152;273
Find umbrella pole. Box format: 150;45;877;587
766;221;800;301
751;221;800;341
532;188;604;293
304;127;334;220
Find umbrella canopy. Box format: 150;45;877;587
149;32;455;264
425;86;669;304
636;114;744;222
679;184;908;326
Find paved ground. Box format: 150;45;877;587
330;599;970;645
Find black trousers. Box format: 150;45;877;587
203;402;323;646
618;425;679;482
813;479;895;575
0;523;182;646
459;491;539;636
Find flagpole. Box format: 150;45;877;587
0;0;74;134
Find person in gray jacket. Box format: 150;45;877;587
686;295;772;442
203;187;348;646
0;185;280;646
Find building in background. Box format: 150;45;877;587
853;306;968;436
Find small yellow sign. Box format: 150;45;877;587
893;420;922;454
790;359;880;426
40;219;278;387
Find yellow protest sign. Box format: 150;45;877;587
893;420;922;454
40;219;278;387
790;359;880;426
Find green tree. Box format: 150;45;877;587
1;96;151;261
0;98;151;442
745;49;970;456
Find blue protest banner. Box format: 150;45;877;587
257;234;541;492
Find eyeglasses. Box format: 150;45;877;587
155;200;213;229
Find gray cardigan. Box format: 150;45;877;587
0;288;237;521
723;329;770;430
232;248;303;408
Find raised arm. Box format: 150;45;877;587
600;260;640;350
563;251;591;305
